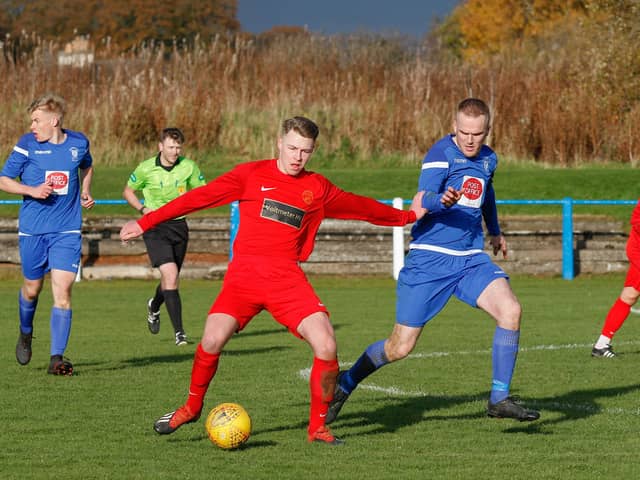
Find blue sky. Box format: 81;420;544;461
237;0;461;37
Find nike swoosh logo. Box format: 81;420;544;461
261;186;277;191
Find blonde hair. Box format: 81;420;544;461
28;93;66;124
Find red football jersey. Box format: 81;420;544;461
631;200;640;233
138;159;416;262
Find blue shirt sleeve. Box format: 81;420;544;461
0;135;30;179
481;181;501;236
418;148;449;214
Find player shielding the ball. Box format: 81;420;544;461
121;116;426;445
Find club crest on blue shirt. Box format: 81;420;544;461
69;146;80;162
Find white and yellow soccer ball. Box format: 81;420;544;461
205;403;252;450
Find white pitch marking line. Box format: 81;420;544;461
297;339;640;416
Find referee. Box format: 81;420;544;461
123;127;206;345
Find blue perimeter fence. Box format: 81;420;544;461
1;198;636;280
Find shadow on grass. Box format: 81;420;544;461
75;345;292;371
324;382;640;436
330;392;488;436
500;383;640;433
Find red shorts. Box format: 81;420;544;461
625;229;640;289
209;256;329;338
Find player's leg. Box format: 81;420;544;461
297;311;343;445
48;268;76;375
147;284;163;334
16;278;44;365
142;225;175;335
592;262;640;358
163;227;189;344
154;312;238;435
46;233;82;376
326;324;423;425
328;250;452;424
154;260;259;435
16;235;46;365
473;272;539;421
264;262;343;445
158;261;186;344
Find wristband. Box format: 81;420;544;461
138;206;146;214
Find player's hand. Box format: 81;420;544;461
120;220;144;242
489;234;508;259
81;191;95;209
410;191;427;220
440;186;462;207
31;180;54;199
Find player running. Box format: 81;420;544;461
591;200;640;358
0;93;94;375
326;98;540;425
120;116;427;445
123;127;206;346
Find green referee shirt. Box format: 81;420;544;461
127;155;206;214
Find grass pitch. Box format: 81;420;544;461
2;275;640;479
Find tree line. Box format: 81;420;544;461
0;0;638;165
0;0;239;50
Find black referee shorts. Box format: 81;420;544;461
142;218;189;269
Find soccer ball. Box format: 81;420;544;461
205;403;252;450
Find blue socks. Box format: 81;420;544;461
340;340;389;394
19;291;38;334
50;307;72;356
490;327;520;404
339;328;520;404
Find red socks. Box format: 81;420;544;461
308;357;339;434
185;343;220;414
601;298;631;339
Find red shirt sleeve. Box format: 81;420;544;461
322;183;416;226
137;164;246;231
631;200;640;235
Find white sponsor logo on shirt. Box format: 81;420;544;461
46;170;70;195
458;175;484;209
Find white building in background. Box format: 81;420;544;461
57;36;94;67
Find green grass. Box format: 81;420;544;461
2;275;640;479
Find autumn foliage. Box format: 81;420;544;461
0;0;639;167
0;0;238;49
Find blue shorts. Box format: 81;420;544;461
396;249;509;328
19;232;82;280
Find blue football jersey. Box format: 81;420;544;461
0;130;93;234
410;134;500;254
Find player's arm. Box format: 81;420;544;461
134;165;246;234
80;165;95;209
418;154;461;215
123;185;147;214
0;175;53;199
0;143;54;199
120;219;144;241
323;185;417;226
481;182;506;258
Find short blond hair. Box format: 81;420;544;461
28;93;66;123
